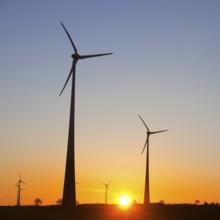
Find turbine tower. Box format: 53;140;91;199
15;173;25;206
59;22;113;207
138;115;167;206
102;181;111;204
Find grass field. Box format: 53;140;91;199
1;204;220;220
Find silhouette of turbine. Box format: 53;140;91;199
60;22;113;207
102;181;111;204
138;115;167;206
15;173;25;207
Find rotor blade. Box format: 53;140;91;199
107;180;111;186
60;22;78;53
59;61;74;96
138;115;150;131
80;53;113;59
20;180;26;184
151;130;168;134
141;136;148;155
102;183;107;186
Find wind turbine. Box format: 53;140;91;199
102;181;111;204
138;115;167;206
15;173;25;207
59;22;113;207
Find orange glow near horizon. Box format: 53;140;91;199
1;160;220;206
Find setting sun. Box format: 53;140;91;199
118;195;131;207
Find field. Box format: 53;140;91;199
1;204;220;220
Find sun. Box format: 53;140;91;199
118;195;131;207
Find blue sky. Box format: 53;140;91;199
0;0;220;205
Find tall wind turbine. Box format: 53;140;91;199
59;22;113;207
15;173;25;207
102;181;111;204
138;115;167;206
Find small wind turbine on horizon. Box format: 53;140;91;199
138;115;167;206
102;181;111;204
15;173;25;207
59;22;113;207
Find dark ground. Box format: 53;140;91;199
1;204;220;220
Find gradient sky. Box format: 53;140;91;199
0;0;220;206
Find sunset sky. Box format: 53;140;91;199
0;0;220;206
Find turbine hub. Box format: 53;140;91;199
71;53;80;61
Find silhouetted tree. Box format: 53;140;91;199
195;200;200;205
34;198;42;206
56;198;62;205
159;200;165;205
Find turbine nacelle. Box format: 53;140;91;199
102;180;111;188
71;53;80;61
19;180;26;184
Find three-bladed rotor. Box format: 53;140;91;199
15;173;25;190
102;180;111;188
15;173;26;186
138;115;167;154
59;22;113;96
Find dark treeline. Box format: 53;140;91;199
0;204;220;220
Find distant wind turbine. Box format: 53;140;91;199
15;173;25;207
138;115;167;206
60;22;113;207
102;181;111;204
